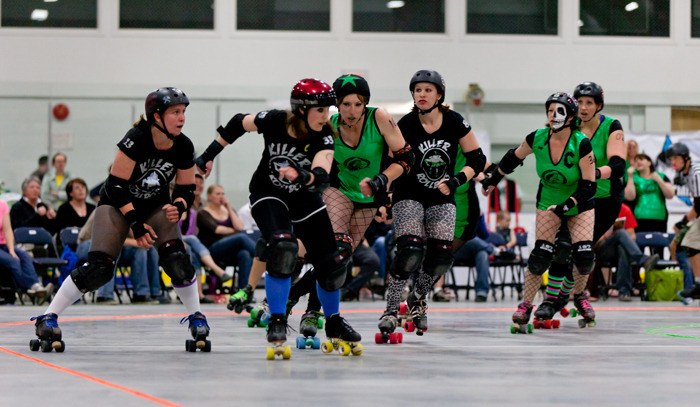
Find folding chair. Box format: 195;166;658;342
14;227;68;293
58;227;80;251
489;231;527;300
636;232;678;268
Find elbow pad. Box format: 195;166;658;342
463;147;486;175
104;174;131;208
392;144;415;174
218;113;247;144
172;183;196;211
498;148;524;174
608;155;626;179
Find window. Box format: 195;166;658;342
1;0;97;28
579;0;670;37
237;0;330;31
692;0;700;38
120;0;214;30
466;0;557;35
353;0;444;33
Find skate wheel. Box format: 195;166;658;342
543;320;553;329
388;332;399;344
317;319;324;329
29;339;40;352
510;324;519;334
321;341;333;354
311;337;321;349
202;340;211;352
296;337;306;349
559;308;570;317
282;346;291;359
533;319;543;329
266;347;275;360
338;342;351;356
375;332;385;344
588;320;597;328
226;302;235;311
247;318;255;328
40;340;52;352
351;343;363;356
185;339;197;352
682;297;693;306
52;341;65;352
404;321;415;333
552;319;561;329
527;324;534;334
569;308;578;318
397;332;403;343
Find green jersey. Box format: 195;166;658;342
632;171;669;221
330;107;386;204
585;115;618;199
529;128;589;216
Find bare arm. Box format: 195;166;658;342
597;129;626;179
652;172;675;199
375;108;407;182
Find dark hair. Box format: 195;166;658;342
38;155;48;165
635;153;655;172
66;178;88;198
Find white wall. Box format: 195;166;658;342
1;0;699;207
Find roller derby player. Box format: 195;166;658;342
195;78;362;359
536;83;627;328
666;143;700;303
482;92;596;334
30;88;211;353
380;69;486;339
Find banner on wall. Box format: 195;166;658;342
628;131;700;214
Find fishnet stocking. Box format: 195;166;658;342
323;187;377;251
572;270;590;294
522;271;542;303
534;209;561;243
567;209;595;243
349;208;376;249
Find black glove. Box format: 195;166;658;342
173;201;187;219
367;173;388;196
444;172;467;195
124;210;148;239
480;165;504;192
194;140;224;172
551;197;576;218
595;168;602;180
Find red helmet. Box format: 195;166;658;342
290;78;336;112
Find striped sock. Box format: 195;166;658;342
560;276;574;297
545;274;563;300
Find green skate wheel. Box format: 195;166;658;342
317;318;324;329
247;318;255;328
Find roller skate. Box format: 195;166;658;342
321;314;363;356
227;284;254;313
571;292;596;328
246;299;270;328
533;300;561;329
180;312;211;352
375;310;403;344
404;292;427;335
510;300;534;334
29;313;65;352
679;283;700;305
296;310;324;350
266;314;291;360
397;302;411;327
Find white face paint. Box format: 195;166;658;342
552;103;568;130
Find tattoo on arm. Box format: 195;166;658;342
389;118;397;128
616;133;624;141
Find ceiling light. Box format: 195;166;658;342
44;0;59;3
386;1;405;9
625;2;639;12
31;9;49;21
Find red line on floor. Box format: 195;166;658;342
0;346;181;407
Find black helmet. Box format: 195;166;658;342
573;82;604;110
665;143;690;160
333;74;370;104
410;70;445;103
290;78;336;113
145;87;189;122
545;92;578;117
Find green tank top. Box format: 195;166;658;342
587;116;614;199
532;128;587;216
633;171;668;221
330;107;385;203
453;146;471;235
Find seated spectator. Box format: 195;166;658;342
624;153;675;233
0;198;53;298
76;212;162;304
341;239;382;301
197;184;255;291
452;213;493;302
10;176;57;234
595;203;659;302
237;202;262;242
486;210;519;261
41;152;72;210
178;175;232;303
55;178;96;231
30;155;49;183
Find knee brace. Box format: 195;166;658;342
266;232;298;279
389;235;425;280
422;239;453;278
159;239;196;286
316;250;352;291
572;241;595;275
553;229;572;265
70;251;116;293
527;240;555;276
254;238;268;261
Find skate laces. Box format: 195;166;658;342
180;312;209;329
269;315;296;334
516;301;533;314
30;314;58;327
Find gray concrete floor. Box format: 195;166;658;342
2;294;700;407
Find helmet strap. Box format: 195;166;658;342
417;102;439;115
153;112;174;140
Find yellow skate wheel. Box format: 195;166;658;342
338;342;351;356
266;347;275;360
282;346;292;359
321;341;333;353
351;343;363;356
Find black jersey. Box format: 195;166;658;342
249;109;335;197
393;110;471;206
100;119;194;212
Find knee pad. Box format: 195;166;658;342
316;251;351;291
254;238;268;261
159;239;196;286
266;232;298;279
422;239;453;278
389;235;425;280
335;233;353;259
527;240;555;276
70;251;116;293
553;229;572;265
572;241;595;275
